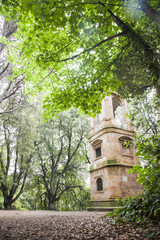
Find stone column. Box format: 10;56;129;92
101;95;114;127
90;118;95;135
123;99;133;130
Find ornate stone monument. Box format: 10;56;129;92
89;93;142;211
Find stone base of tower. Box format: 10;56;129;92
88;199;122;212
90;165;142;198
89;164;143;212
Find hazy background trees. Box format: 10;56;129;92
0;14;23;113
0;104;90;210
0;97;38;209
33;109;90;210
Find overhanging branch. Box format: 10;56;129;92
61;32;125;62
108;9;160;97
56;185;83;201
138;0;160;27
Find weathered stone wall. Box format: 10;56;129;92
90;127;138;169
89;94;142;207
90;166;142;200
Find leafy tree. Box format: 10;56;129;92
0;16;39;208
112;49;155;99
0;97;38;209
0;0;160;115
1;1;159;219
34;108;90;210
19;174;90;211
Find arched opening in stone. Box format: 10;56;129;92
97;178;103;191
112;96;123;127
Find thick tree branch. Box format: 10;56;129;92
0;152;6;176
0;78;23;103
56;185;83;201
3;124;10;177
61;32;125;62
0;63;10;77
108;10;160;97
12;146;18;183
138;0;160;27
12;171;28;203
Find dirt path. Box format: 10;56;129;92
0;211;159;240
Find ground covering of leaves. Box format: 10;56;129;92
0;211;159;240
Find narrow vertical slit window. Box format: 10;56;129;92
97;178;103;191
96;147;101;158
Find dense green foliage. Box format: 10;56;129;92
17;174;90;211
0;96;38;209
0;0;160;116
109;93;160;223
57;187;90;211
109;137;160;223
33;108;90;210
0;104;90;210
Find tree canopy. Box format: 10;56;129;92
0;0;160;115
0;89;90;210
0;96;37;209
34;108;89;210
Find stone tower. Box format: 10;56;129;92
89;93;142;211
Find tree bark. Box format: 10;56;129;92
4;201;12;210
48;194;57;210
4;194;13;210
138;0;160;28
48;202;56;211
1;184;12;209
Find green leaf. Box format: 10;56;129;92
145;231;155;239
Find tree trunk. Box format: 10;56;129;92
48;195;57;210
4;199;12;210
1;186;13;210
48;202;56;210
138;0;160;28
154;81;160;98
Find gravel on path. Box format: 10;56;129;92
0;211;159;240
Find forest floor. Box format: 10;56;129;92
0;210;159;240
